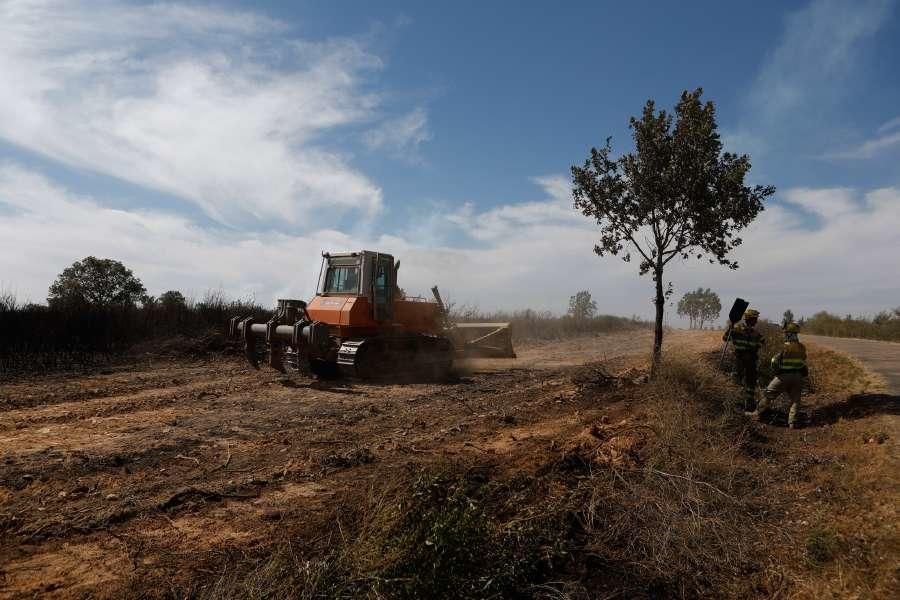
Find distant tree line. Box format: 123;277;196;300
0;256;267;375
2;260;647;374
800;308;900;342
452;290;647;342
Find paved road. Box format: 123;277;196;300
805;335;900;394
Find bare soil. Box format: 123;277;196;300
0;329;896;598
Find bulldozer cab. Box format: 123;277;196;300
317;251;395;322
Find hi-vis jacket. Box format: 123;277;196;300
771;341;809;376
726;322;764;355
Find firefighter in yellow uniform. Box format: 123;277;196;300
725;308;764;411
753;322;808;428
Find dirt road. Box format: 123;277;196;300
806;335;900;393
0;329;696;598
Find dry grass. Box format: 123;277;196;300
172;356;766;598
781;347;898;599
144;344;896;599
564;356;781;597
449;306;648;342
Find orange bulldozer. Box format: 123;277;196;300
228;250;515;378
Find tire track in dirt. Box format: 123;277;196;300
0;331;698;599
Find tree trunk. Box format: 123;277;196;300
652;266;664;372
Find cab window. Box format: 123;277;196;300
372;256;393;320
323;266;359;293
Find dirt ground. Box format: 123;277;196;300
0;329;896;598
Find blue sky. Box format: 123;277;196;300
1;0;898;321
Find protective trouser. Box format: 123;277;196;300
733;352;758;412
759;372;804;426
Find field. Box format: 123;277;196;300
1;330;897;598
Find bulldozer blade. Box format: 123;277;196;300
452;322;516;358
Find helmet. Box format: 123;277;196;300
784;322;800;333
744;308;760;319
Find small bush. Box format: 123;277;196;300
805;528;840;566
195;470;569;600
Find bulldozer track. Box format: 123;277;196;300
337;334;454;379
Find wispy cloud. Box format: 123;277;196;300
729;0;892;159
877;115;900;134
819;111;900;160
825;128;900;159
363;107;432;161
0;0;390;226
445;175;582;241
751;0;890;123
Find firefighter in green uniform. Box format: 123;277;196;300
753;322;808;429
725;308;764;411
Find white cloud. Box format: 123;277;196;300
0;0;387;225
529;175;571;203
4;164;897;321
2;1;894;327
720;130;767;158
667;186;900;319
0;163;353;303
0;163;637;312
433;180;900;319
362;107;431;160
445;176;581;242
782;187;858;218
